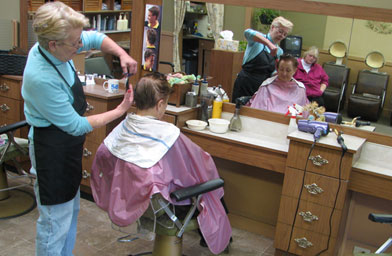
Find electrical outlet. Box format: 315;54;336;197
353;245;371;254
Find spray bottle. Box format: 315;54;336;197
229;96;251;132
285;105;299;144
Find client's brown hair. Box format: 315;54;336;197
134;73;171;110
277;53;298;69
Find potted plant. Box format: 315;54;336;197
253;8;279;25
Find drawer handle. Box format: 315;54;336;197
299;211;319;222
309;154;328;166
0;104;10;112
82;170;90;179
0;84;10;91
83;148;92;157
294;237;313;248
304;183;324;195
86;102;94;112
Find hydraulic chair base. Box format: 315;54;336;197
0;167;36;219
129;234;183;256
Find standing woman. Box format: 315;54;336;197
21;2;137;255
232;16;293;102
293;46;329;106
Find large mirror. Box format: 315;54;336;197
232;7;392;135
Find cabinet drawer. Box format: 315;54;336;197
278;195;342;237
275;222;336;256
282;167;348;209
0;97;20;120
0;77;22;100
81;140;100;188
287;140;353;179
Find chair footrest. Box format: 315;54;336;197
170;178;224;201
369;213;392;223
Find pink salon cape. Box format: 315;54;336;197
91;130;232;254
247;75;309;114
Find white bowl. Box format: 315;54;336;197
186;120;207;131
208;118;230;134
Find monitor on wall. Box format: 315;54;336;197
280;36;303;58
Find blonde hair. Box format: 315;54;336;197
33;1;89;50
303;46;319;61
271;16;293;33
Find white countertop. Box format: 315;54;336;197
353;142;392;178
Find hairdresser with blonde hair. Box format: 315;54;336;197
232;16;293;102
21;2;137;255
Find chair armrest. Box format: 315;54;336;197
351;83;357;94
369;213;392;224
170;178;224;202
381;90;386;108
0;120;28;134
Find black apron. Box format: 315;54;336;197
34;47;87;205
232;49;276;102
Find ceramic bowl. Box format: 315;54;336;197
186;120;207;131
208;118;230;134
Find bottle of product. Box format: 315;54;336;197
211;94;223;119
222;93;229;103
192;81;199;95
117;14;124;31
200;77;208;96
123;14;128;30
229;107;242;132
287;110;298;144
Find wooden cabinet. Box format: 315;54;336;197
28;0;131;12
198;39;214;78
209;49;244;100
275;138;356;255
0;75;28;138
81;85;124;190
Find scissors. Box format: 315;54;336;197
124;73;133;91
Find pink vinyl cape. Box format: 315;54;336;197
90;133;232;254
247;76;309;114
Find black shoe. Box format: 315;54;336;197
199;237;233;248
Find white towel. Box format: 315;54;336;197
104;113;180;168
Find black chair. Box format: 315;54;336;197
347;70;389;121
322;62;350;112
85;56;113;78
0;120;36;219
118;179;226;256
367;213;392;254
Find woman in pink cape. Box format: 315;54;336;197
90;73;231;254
247;54;309;113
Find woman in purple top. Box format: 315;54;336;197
293;46;329;106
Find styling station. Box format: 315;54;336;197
182;103;392;255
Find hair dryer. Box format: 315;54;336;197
298;120;330;141
323;112;342;124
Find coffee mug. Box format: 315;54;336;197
103;79;120;93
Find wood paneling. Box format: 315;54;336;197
197;0;392;23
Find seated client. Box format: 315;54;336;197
90;73;232;254
247;54;309;113
293;46;329;106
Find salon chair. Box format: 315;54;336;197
126;178;225;256
322;62;350;113
347;70;389;121
85;56;113;78
0;120;36;219
366;213;392;254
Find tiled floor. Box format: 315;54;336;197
0;181;275;256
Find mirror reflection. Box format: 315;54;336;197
239;8;392;134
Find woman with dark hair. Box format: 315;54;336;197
247;54;309;113
91;73;232;255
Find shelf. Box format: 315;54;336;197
101;29;131;34
83;10;131;14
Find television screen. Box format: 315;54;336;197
280;36;302;58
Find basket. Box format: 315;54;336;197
0;54;28;76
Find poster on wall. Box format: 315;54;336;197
142;4;162;72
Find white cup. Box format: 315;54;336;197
103;79;120;93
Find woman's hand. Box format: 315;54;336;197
117;85;134;114
320;83;327;93
119;54;138;75
268;44;278;56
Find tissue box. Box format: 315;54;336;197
216;39;239;52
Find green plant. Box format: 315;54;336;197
253;8;279;26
